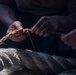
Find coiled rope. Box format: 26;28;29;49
0;48;75;75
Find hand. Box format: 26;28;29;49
61;29;76;49
31;16;59;37
6;21;28;42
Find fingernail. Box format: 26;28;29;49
21;29;28;34
19;29;23;33
19;28;23;30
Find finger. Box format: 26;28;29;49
71;43;76;48
7;22;23;34
39;27;50;36
31;17;47;33
9;34;27;42
35;21;48;35
11;31;28;38
15;32;28;38
35;20;50;35
20;28;30;34
60;34;65;40
72;46;76;50
61;34;72;43
62;34;76;45
61;29;76;42
65;38;76;47
43;31;51;37
13;21;23;30
6;27;16;34
9;36;20;42
17;35;27;40
11;38;23;42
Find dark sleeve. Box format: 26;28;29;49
0;0;17;9
0;0;14;5
65;0;76;32
67;0;76;19
57;0;76;33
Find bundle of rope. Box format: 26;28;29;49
0;48;76;75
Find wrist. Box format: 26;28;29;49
1;19;17;27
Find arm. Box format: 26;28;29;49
0;4;28;42
0;4;17;27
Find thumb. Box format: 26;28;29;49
14;21;23;30
60;34;65;41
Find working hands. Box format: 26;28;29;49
6;16;62;42
31;16;59;37
61;29;76;49
6;21;28;42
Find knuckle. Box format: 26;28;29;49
72;29;76;35
39;33;43;36
42;16;46;19
44;34;48;37
42;30;46;34
38;28;41;32
6;30;10;34
42;16;49;20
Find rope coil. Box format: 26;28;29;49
0;48;75;75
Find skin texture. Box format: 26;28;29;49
0;4;60;42
0;0;76;44
61;29;76;49
0;4;28;42
6;21;28;42
31;16;58;37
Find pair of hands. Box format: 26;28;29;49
7;16;58;42
7;16;76;49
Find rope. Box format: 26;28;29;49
0;29;30;45
0;48;76;75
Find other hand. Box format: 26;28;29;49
7;21;28;42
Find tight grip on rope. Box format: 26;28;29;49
0;29;31;45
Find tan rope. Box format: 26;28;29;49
0;29;31;45
0;29;62;45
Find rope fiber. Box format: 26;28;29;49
0;48;75;75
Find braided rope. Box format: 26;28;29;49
0;29;30;45
18;49;76;75
0;48;76;75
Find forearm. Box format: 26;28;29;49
0;5;17;27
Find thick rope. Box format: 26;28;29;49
0;48;76;75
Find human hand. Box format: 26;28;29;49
61;29;76;49
31;16;59;37
6;21;28;42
